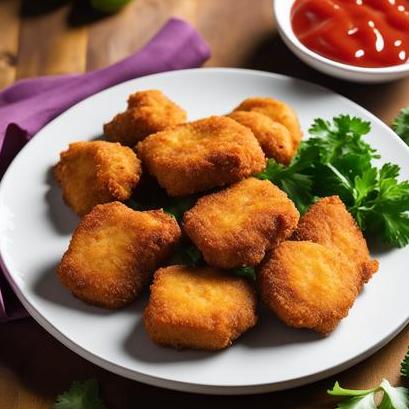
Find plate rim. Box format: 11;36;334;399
1;67;408;395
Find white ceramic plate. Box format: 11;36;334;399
1;68;409;395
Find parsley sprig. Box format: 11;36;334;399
53;379;106;409
402;347;409;379
257;115;409;247
392;107;409;145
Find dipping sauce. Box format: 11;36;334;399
291;0;409;68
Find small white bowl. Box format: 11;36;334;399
273;0;409;83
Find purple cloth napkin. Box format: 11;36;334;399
0;18;210;322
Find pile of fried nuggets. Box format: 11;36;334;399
55;90;378;351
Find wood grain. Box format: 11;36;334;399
0;0;20;89
0;321;408;409
1;1;409;408
16;5;87;79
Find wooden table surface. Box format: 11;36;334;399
1;0;409;407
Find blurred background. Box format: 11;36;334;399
1;0;409;124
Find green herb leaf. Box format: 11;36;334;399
169;243;203;267
402;347;409;378
379;379;409;409
392;107;409;145
259;115;409;248
328;382;378;397
232;266;256;281
53;379;106;409
335;394;377;409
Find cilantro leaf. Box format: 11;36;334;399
169;242;203;267
53;379;106;409
232;266;256;281
163;196;197;222
392;107;409;145
401;347;409;378
309;115;377;164
256;146;316;213
259;115;409;248
379;379;409;409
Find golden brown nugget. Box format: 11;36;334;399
228;111;294;164
58;202;181;309
54;141;141;216
144;265;257;350
138;116;266;196
259;241;361;334
293;196;378;285
183;178;299;269
233;97;302;152
104;90;187;146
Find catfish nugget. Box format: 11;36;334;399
58;202;181;308
104;90;187;146
259;241;362;334
54;141;141;216
233;97;302;154
183;178;299;269
293;196;378;285
138;116;266;196
144;265;257;350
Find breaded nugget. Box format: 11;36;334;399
183;178;299;269
228;111;294;164
259;241;361;334
104;90;187;146
54;141;141;216
138;116;266;196
233;97;302;152
293;196;378;285
144;265;257;350
58;202;181;309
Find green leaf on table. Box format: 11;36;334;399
379;379;409;409
53;379;107;409
401;347;409;378
392;107;409;145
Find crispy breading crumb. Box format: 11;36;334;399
137;116;266;196
228;111;294;164
292;196;379;286
233;97;302;154
258;241;361;334
58;202;181;309
54;140;141;216
104;90;187;146
144;265;257;350
183;178;299;269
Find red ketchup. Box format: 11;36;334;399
291;0;409;68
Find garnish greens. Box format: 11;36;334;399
257;115;409;247
328;379;409;409
232;266;256;281
402;346;409;378
53;379;106;409
392;107;409;146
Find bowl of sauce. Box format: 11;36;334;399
273;0;409;82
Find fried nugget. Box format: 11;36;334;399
137;116;266;196
293;196;378;285
58;202;181;309
183;178;299;269
233;97;302;152
103;90;187;146
227;111;294;165
54;141;141;216
144;265;257;350
259;241;361;334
